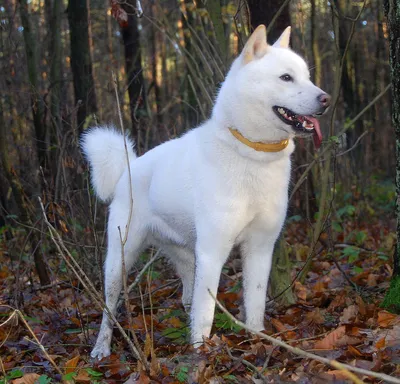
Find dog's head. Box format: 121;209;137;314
215;25;330;148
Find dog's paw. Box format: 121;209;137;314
91;344;111;360
191;329;209;347
91;325;113;360
191;338;204;348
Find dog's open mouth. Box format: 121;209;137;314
273;106;322;148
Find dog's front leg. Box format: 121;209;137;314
190;233;233;344
242;233;276;331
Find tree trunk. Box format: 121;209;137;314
182;0;199;128
335;0;363;165
203;0;228;64
120;5;146;151
149;3;163;131
310;0;321;86
18;0;46;168
46;0;63;181
246;0;290;41
68;0;97;132
269;237;296;305
382;0;400;312
49;0;62;131
0;99;51;286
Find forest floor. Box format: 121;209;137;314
1;178;400;383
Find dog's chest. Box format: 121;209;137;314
240;161;289;223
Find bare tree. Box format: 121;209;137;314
46;0;62;142
382;0;400;311
68;0;97;132
18;0;46;167
17;0;51;286
118;1;147;150
247;0;290;40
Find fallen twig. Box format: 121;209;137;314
225;345;267;383
0;305;63;377
209;290;400;383
116;249;161;309
128;250;161;295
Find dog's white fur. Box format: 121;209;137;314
82;26;328;359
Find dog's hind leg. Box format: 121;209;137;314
91;204;146;360
163;245;195;313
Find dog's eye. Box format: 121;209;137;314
280;74;293;82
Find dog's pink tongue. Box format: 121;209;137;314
307;116;322;149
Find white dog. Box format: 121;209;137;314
82;25;330;359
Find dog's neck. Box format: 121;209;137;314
228;128;289;152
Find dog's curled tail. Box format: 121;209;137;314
81;126;136;201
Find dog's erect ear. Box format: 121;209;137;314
242;25;269;64
273;26;291;48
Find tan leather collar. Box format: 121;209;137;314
229;128;289;152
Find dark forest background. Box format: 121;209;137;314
0;0;394;285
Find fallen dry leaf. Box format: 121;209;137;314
377;310;399;327
124;372;151;384
75;369;90;383
325;370;352;380
314;326;346;349
271;318;288;332
305;308;325;324
347;344;363;357
339;305;358;324
355;295;366;316
327;292;346;311
367;273;378;287
375;324;400;348
12;373;40;384
294;281;307;301
64;355;80;374
375;337;386;349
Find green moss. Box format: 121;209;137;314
382;275;400;313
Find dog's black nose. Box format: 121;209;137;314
318;93;331;109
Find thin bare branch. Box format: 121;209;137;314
290;83;391;201
38;197;145;364
209;290;400;384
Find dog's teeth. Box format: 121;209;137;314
278;108;285;115
302;121;306;127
